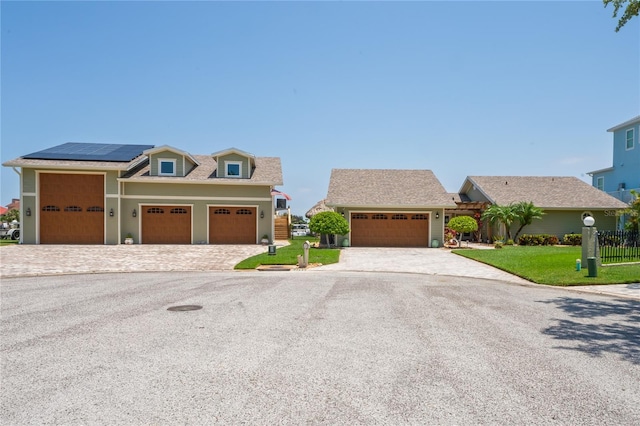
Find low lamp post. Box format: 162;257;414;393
581;216;599;278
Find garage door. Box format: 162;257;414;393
142;206;192;244
39;173;104;244
209;207;256;244
350;213;429;247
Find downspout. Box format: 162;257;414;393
12;167;23;244
117;175;122;244
270;187;275;242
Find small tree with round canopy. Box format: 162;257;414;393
309;211;350;248
447;215;478;247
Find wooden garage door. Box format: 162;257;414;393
142;206;191;244
350;213;429;247
39;173;104;244
209;207;256;244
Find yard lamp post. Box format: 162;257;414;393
582;216;599;277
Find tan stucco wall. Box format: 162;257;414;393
23;168;37;193
123;182;268;198
20;195;37;243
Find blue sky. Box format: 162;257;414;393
2;1;638;217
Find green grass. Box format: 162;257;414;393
234;236;341;269
0;240;19;246
453;245;640;286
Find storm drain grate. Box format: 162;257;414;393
167;305;203;312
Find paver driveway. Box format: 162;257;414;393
0;244;269;278
314;247;531;284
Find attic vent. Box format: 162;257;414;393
505;181;508;185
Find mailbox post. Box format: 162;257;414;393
303;240;310;267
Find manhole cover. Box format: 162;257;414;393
167;305;203;312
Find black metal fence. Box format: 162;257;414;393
597;230;640;263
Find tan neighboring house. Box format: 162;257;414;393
2;143;283;244
325;169;456;247
457;176;629;241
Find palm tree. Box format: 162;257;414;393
481;204;517;241
513;201;545;241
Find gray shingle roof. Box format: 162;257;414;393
4;154;283;185
305;199;333;218
465;176;629;209
123;155;283;185
326;169;456;208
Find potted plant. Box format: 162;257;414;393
124;233;134;245
260;234;269;245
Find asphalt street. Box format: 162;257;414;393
1;271;639;425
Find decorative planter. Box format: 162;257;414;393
124;238;134;245
261;238;269;245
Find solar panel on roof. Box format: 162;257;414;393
23;142;155;162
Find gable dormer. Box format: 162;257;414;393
144;145;200;177
211;148;256;179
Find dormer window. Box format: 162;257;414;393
158;159;176;176
225;161;242;178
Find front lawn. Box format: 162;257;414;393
0;240;19;246
234;236;341;269
454;245;640;286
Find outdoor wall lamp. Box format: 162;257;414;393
109;208;114;217
132;209;137;218
435;212;440;219
26;207;31;217
260;210;264;219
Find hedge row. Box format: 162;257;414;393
562;234;582;246
517;234;560;246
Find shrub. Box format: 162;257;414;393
518;234;559;246
505;239;515;246
494;241;504;249
546;235;560;245
563;234;582;246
